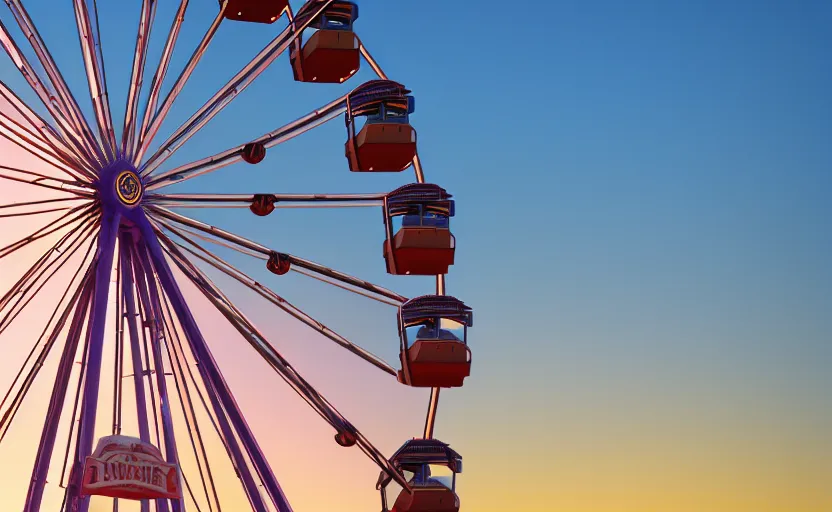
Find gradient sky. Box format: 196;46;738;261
1;0;831;511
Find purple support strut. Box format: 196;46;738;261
65;210;120;512
133;209;291;512
134;243;183;512
118;232;152;512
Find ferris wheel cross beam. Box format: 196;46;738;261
2;0;105;167
135;211;291;512
138;0;337;175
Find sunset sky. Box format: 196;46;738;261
1;0;831;511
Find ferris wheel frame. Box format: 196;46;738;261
0;1;471;511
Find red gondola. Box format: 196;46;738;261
345;80;417;172
242;142;266;164
250;194;276;216
383;184;455;276
267;252;291;275
377;439;462;512
81;435;182;500
290;2;360;83
397;296;472;388
222;0;288;24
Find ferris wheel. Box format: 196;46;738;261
0;1;473;511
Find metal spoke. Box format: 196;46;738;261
58;308;92;491
121;0;157;159
0;78;85;171
0;205;73;218
161;237;412;493
0;165;93;197
24;273;93;512
136;1;227;163
112;255;123;436
0;216;98;336
2;0;104;167
132;247;165;456
0;196;87;213
72;0;117;159
0;202;97;261
159;221;397;376
148;206;406;304
139;0;337;174
0;18;102;170
145;94;345;186
0;253;95;445
157;216;398;306
146;192;384;211
0;113;89;182
150;192;384;203
136;0;189;156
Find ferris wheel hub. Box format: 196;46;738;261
96;160;144;211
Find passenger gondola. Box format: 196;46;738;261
397;295;472;388
345;80;417;172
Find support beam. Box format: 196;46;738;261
64;210;121;512
133;211;279;512
135;244;184;512
118;232;152;512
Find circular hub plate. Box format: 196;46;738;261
115;170;143;206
